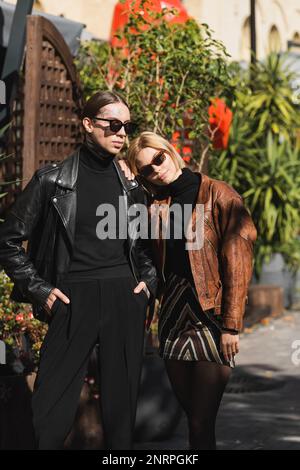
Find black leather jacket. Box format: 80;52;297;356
0;148;158;322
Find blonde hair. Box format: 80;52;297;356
127;131;185;175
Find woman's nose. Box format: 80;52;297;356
154;162;164;172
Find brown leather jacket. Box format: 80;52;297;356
148;173;257;332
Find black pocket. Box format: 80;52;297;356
50;298;60;316
139;288;149;302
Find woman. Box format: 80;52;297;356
0;93;157;450
119;131;257;450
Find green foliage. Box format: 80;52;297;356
225;54;300;143
246;54;300;142
75;1;232;161
212;133;300;275
210;54;300;276
0;271;48;372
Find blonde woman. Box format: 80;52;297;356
119;131;257;450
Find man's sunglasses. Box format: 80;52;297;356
138;150;167;178
92;117;137;135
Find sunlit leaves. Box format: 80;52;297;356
75;5;232;159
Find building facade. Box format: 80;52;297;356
6;0;300;60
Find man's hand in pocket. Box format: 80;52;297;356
133;281;150;299
44;288;70;316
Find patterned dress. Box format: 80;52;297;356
158;273;235;368
157;168;235;368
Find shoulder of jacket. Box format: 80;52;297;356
34;161;62;179
208;177;242;201
34;150;78;180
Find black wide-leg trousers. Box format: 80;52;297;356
32;275;148;450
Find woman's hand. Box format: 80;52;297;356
220;332;239;363
133;281;150;299
118;159;135;180
44;288;70;316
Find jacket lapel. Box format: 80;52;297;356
51;149;79;249
50;149;141;250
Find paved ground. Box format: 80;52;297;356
135;310;300;450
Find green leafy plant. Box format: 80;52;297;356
0;271;48;374
210;54;300;276
245;53;300;143
75;0;232;165
211;132;300;276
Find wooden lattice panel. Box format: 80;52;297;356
0;15;83;215
22;15;83;188
38;39;82;166
0;78;24;215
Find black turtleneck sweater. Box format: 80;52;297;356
164;168;201;281
67;141;131;279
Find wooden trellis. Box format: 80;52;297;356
0;15;83;215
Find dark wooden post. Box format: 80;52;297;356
250;0;257;64
23;16;43;187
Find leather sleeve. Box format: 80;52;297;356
216;195;257;331
132;189;158;300
0;172;54;306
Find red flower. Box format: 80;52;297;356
208;98;233;149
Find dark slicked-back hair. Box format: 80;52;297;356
81;91;129;120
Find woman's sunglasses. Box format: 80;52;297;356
92;117;137;135
138;150;167;178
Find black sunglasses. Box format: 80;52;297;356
92;117;137;135
138;150;167;178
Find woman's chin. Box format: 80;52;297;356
154;173;170;185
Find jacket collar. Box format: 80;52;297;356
113;158;139;192
55;147;139;193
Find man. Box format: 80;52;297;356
0;91;158;450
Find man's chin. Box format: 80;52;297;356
109;146;122;154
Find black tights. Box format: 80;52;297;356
164;359;231;450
